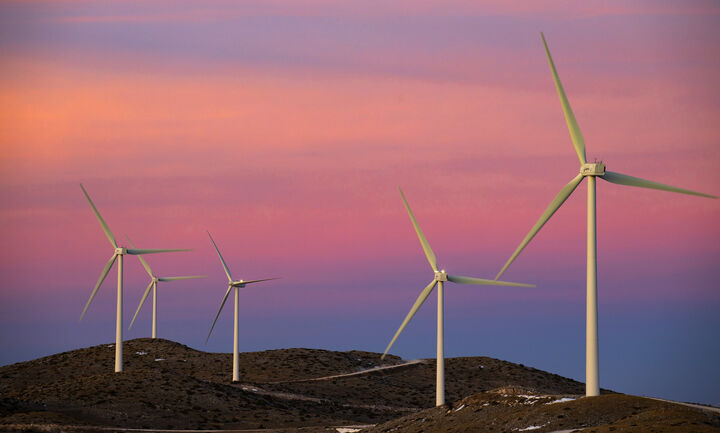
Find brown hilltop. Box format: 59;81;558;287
0;338;408;430
363;390;720;433
259;355;589;410
3;338;713;432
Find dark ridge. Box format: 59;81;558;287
13;338;710;433
363;392;720;433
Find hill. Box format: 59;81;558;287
0;338;587;431
5;338;716;432
363;388;720;433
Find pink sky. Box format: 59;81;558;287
0;0;719;405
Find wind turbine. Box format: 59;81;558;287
126;235;206;339
79;184;190;372
205;231;277;382
494;33;717;397
382;188;534;406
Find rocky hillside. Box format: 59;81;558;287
363;387;720;433
0;338;590;431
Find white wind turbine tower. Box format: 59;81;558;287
79;184;190;372
126;235;206;339
494;33;717;397
205;231;277;382
382;188;534;407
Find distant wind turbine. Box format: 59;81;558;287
382;188;534;406
205;231;277;382
126;235;206;339
79;184;190;372
494;33;717;397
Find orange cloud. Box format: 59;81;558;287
0;55;553;181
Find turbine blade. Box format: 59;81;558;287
80;184;117;248
129;280;154;329
206;285;233;343
207;231;233;282
80;254;117;320
541;33;587;165
125;235;153;278
601;171;717;199
399;188;438;272
126;248;191;255
157;276;207;282
495;173;584;280
233;277;280;285
381;280;437;360
447;274;534;287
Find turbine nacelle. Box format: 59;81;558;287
231;281;246;288
434;270;448;282
115;247;127;255
581;163;606;176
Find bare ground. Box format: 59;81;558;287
2;338;712;432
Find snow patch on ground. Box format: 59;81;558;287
135;351;147;355
546;397;576;405
519;395;542;404
336;428;361;433
454;404;465;412
154;358;164;361
516;421;549;431
501;394;548;405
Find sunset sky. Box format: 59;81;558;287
1;0;719;405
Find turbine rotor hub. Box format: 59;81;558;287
115;247;127;255
580;162;606;176
434;270;448;282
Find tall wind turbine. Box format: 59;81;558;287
205;231;277;382
126;235;206;339
495;34;717;397
382;188;534;407
79;184;190;372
